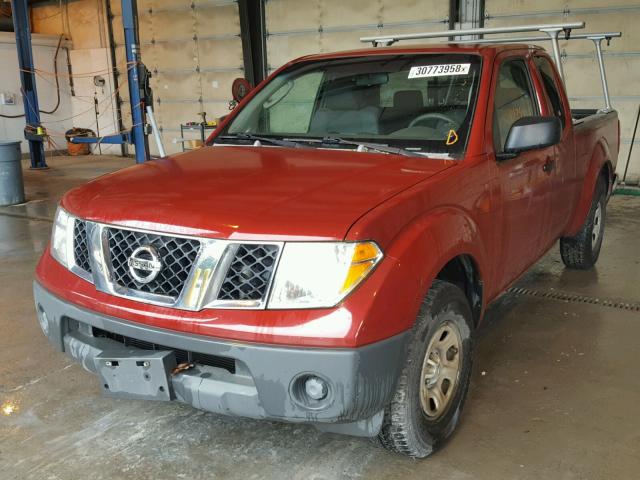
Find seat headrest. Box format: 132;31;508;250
322;86;379;110
393;90;424;110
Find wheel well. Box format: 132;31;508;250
435;255;483;326
600;161;613;191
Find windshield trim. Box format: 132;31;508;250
211;141;454;159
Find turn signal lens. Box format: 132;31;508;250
352;242;380;262
341;242;382;294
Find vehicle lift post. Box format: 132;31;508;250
71;0;151;163
10;0;47;169
121;0;149;162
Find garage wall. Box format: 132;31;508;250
31;0;109;50
67;47;121;155
32;0;242;156
110;0;243;155
0;33;74;153
484;0;640;183
264;0;451;72
31;1;120;155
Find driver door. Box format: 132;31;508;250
490;55;555;290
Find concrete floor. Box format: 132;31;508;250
1;155;639;479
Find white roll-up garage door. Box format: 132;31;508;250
264;0;451;72
484;0;640;183
111;0;243;155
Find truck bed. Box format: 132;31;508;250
572;109;618;130
572;108;601;121
571;109;619;194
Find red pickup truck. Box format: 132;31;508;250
34;42;618;457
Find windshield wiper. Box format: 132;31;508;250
300;136;424;157
218;134;423;157
217;133;307;149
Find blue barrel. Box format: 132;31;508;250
0;141;25;206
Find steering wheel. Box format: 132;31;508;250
408;112;456;130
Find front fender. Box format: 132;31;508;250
356;206;489;343
565;138;611;236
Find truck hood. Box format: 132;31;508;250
62;145;453;240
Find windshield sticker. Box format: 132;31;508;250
446;129;459;146
408;64;471;78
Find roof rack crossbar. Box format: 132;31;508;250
448;31;622;110
359;22;585;47
447;32;621;45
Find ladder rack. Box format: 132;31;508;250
450;31;622;110
361;22;584;81
360;22;621;111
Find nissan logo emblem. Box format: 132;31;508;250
127;245;162;284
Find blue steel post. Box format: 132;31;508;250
122;0;149;163
11;0;47;169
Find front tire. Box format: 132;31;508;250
560;176;607;270
377;280;473;458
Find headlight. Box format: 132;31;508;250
50;207;73;268
267;241;382;309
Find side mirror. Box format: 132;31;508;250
498;116;561;160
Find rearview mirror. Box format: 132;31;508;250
498;116;561;160
354;72;389;87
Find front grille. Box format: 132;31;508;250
218;244;279;301
73;220;92;273
107;228;201;298
92;327;236;373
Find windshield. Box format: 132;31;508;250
220;53;482;157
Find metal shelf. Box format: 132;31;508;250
178;124;217;151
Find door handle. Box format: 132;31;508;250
542;158;555;173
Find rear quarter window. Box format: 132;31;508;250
493;59;537;152
534;56;566;128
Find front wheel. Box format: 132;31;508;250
377;280;473;458
560;176;607;270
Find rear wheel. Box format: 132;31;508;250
560;176;607;269
377;280;473;458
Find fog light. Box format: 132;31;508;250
304;376;328;401
291;373;332;409
36;305;49;336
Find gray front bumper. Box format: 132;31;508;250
33;281;408;437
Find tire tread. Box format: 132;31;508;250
560;176;607;270
377;280;469;458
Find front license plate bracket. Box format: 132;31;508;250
95;350;177;401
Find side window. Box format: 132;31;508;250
267;71;324;134
534;56;566;127
493;59;537;152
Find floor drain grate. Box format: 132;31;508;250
507;287;640;312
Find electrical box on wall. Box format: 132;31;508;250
0;92;16;105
